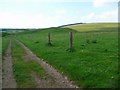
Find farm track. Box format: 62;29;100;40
0;53;2;89
16;39;79;88
2;40;17;88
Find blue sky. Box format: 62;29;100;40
0;0;119;28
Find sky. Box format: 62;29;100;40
0;0;119;28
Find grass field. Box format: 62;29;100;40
14;23;118;88
0;37;2;54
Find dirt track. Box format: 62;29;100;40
2;39;79;88
2;40;16;88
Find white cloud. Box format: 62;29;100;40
81;9;118;22
55;9;67;15
93;0;119;7
75;10;83;15
0;11;68;28
0;0;93;3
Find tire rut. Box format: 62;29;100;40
2;40;17;88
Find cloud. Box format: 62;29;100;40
0;0;93;3
55;9;67;15
93;0;119;7
0;11;68;28
81;9;118;22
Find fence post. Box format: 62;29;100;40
48;33;51;44
69;32;73;49
66;32;74;52
47;33;52;46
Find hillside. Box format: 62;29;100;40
64;23;118;32
2;23;118;88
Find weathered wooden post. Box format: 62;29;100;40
66;32;74;52
47;33;52;46
48;33;51;44
69;32;73;49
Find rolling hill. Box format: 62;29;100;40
64;23;118;32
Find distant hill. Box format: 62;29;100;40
63;23;118;32
58;22;85;27
2;28;27;30
0;28;36;33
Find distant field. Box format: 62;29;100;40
15;23;118;88
64;23;118;32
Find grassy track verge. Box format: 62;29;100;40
12;39;47;88
0;37;2;54
2;36;11;54
16;24;118;88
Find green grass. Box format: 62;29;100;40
0;37;2;54
0;35;2;84
2;36;11;54
12;39;47;88
16;23;118;88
